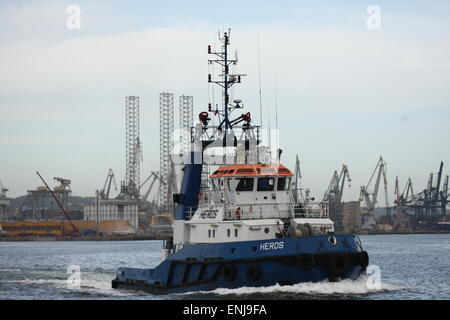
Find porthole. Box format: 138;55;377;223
264;228;270;234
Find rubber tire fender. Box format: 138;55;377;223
328;254;349;276
223;264;237;282
296;253;315;270
359;251;369;268
245;264;262;282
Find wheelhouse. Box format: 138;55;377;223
209;164;293;194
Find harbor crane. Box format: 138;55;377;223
359;156;390;231
323;164;351;231
99;169;117;200
407;162;449;229
441;175;449;216
140;171;164;203
323;164;351;204
393;176;412;231
0;178;10;221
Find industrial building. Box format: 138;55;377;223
341;201;361;233
83;200;138;229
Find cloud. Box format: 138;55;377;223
1;1;450;198
1;24;450;122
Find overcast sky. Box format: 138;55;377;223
0;0;449;204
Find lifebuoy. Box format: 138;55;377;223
235;207;241;220
223;264;237;282
246;265;261;281
328;254;349;276
296;253;315;270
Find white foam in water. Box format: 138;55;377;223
1;273;141;297
4;278;67;286
187;277;407;297
70;273;144;297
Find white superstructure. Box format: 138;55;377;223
172;163;334;249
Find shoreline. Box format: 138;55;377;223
358;231;450;236
1;231;449;242
0;234;170;242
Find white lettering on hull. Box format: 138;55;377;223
259;241;284;251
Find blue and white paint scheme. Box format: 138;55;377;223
112;29;368;294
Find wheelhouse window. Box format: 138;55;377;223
228;178;254;192
277;177;291;191
257;177;275;191
236;178;254;191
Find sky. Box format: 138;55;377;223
0;0;449;204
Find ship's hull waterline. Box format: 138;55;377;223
112;234;368;294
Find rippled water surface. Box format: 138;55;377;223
0;234;449;299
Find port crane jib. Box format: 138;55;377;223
394;176;412;230
100;169;117;200
323;164;351;204
359;156;389;216
140;171;164;203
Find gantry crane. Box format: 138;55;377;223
359;156;390;231
407;162;449;229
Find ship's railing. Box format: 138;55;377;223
197;190;224;206
291;202;329;219
185;207;197;220
184;202;329;221
196;191;329;218
223;203;329;220
223;203;290;220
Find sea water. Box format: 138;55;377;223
0;234;449;300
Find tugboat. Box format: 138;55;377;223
112;29;369;294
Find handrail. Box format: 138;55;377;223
185;201;330;221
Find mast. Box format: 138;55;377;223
174;29;260;223
208;30;236;130
204;29;261;153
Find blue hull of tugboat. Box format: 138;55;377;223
112;234;368;294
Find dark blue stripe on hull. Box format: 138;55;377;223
113;261;364;294
112;235;367;294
